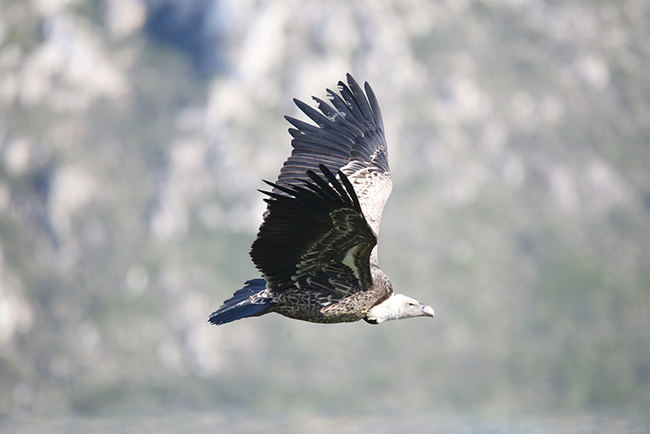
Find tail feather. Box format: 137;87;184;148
208;279;273;325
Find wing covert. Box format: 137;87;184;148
251;165;376;300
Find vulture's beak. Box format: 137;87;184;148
420;304;435;318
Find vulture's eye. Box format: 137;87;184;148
408;303;416;308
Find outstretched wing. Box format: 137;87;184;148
277;74;392;235
251;165;376;299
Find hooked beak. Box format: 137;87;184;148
420;303;435;318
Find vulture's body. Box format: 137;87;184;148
209;74;434;326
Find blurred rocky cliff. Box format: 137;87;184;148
0;0;648;420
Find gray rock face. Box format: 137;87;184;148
0;0;648;420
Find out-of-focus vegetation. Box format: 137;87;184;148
0;0;648;428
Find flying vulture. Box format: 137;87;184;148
209;74;435;325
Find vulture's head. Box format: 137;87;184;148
364;293;435;325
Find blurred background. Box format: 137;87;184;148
1;0;649;431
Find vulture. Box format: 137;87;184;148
209;74;435;325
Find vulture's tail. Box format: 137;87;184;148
208;279;274;325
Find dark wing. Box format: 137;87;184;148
251;165;376;299
278;74;392;235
